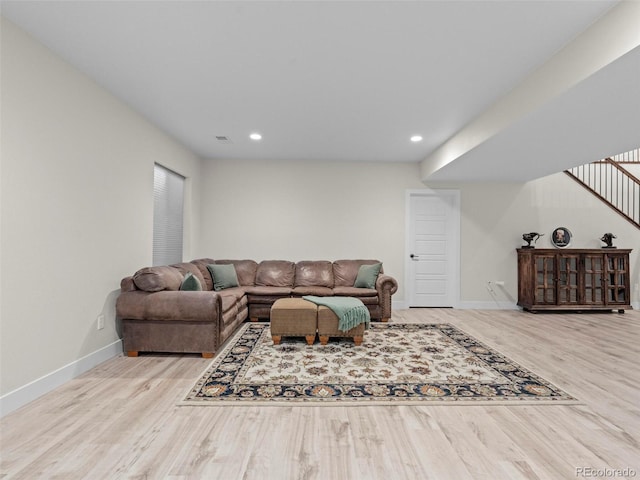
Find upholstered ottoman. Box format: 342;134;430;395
270;298;318;345
317;305;365;346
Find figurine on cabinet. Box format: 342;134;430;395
600;233;616;248
522;232;543;248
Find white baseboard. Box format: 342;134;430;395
395;300;638;311
456;301;519;310
0;339;122;418
392;300;518;310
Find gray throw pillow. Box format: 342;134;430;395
354;263;382;289
207;264;240;291
180;271;202;291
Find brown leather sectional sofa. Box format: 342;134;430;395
116;259;398;357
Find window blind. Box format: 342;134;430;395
153;164;184;266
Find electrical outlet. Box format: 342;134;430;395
97;314;105;330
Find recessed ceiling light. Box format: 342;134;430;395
410;135;423;142
250;133;262;141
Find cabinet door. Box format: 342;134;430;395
606;254;629;305
557;254;579;305
534;255;556;304
583;254;605;305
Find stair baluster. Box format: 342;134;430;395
565;149;640;229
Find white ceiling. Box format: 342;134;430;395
2;0;637;181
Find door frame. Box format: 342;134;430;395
404;189;461;308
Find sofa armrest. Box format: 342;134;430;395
120;276;136;292
376;274;398;295
116;290;222;322
375;274;398;321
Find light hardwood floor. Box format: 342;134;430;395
1;309;639;479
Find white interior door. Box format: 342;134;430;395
406;190;460;307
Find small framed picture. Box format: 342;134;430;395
551;227;572;248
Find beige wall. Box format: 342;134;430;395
0;18;202;396
198;158;426;299
437;173;639;307
199;158;639;309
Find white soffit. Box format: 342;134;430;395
421;1;640;182
425;45;640;182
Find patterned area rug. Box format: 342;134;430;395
180;323;577;406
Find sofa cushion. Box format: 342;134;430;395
207;264;240;291
133;266;183;292
292;286;334;296
294;261;334;288
354;262;382;289
190;258;216;290
333;260;383;287
245;286;293;296
255;260;295;287
170;262;207;288
214;260;258;286
218;289;248;320
332;286;378;297
245;286;293;304
180;272;202;291
215;286;247;301
218;293;239;314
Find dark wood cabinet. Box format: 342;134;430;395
517;248;632;313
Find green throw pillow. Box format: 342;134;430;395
354;263;382;289
180;272;202;291
207;264;240;291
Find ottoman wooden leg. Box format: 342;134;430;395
353;336;363;346
270;298;318;347
126;351;139;357
319;335;329;346
381;317;390;323
250;317;259;322
202;352;214;358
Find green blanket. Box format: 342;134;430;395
303;296;370;332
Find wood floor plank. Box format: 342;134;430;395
1;309;639;479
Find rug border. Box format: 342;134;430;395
178;322;581;407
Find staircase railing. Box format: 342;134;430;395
611;148;640;164
565;150;640;229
